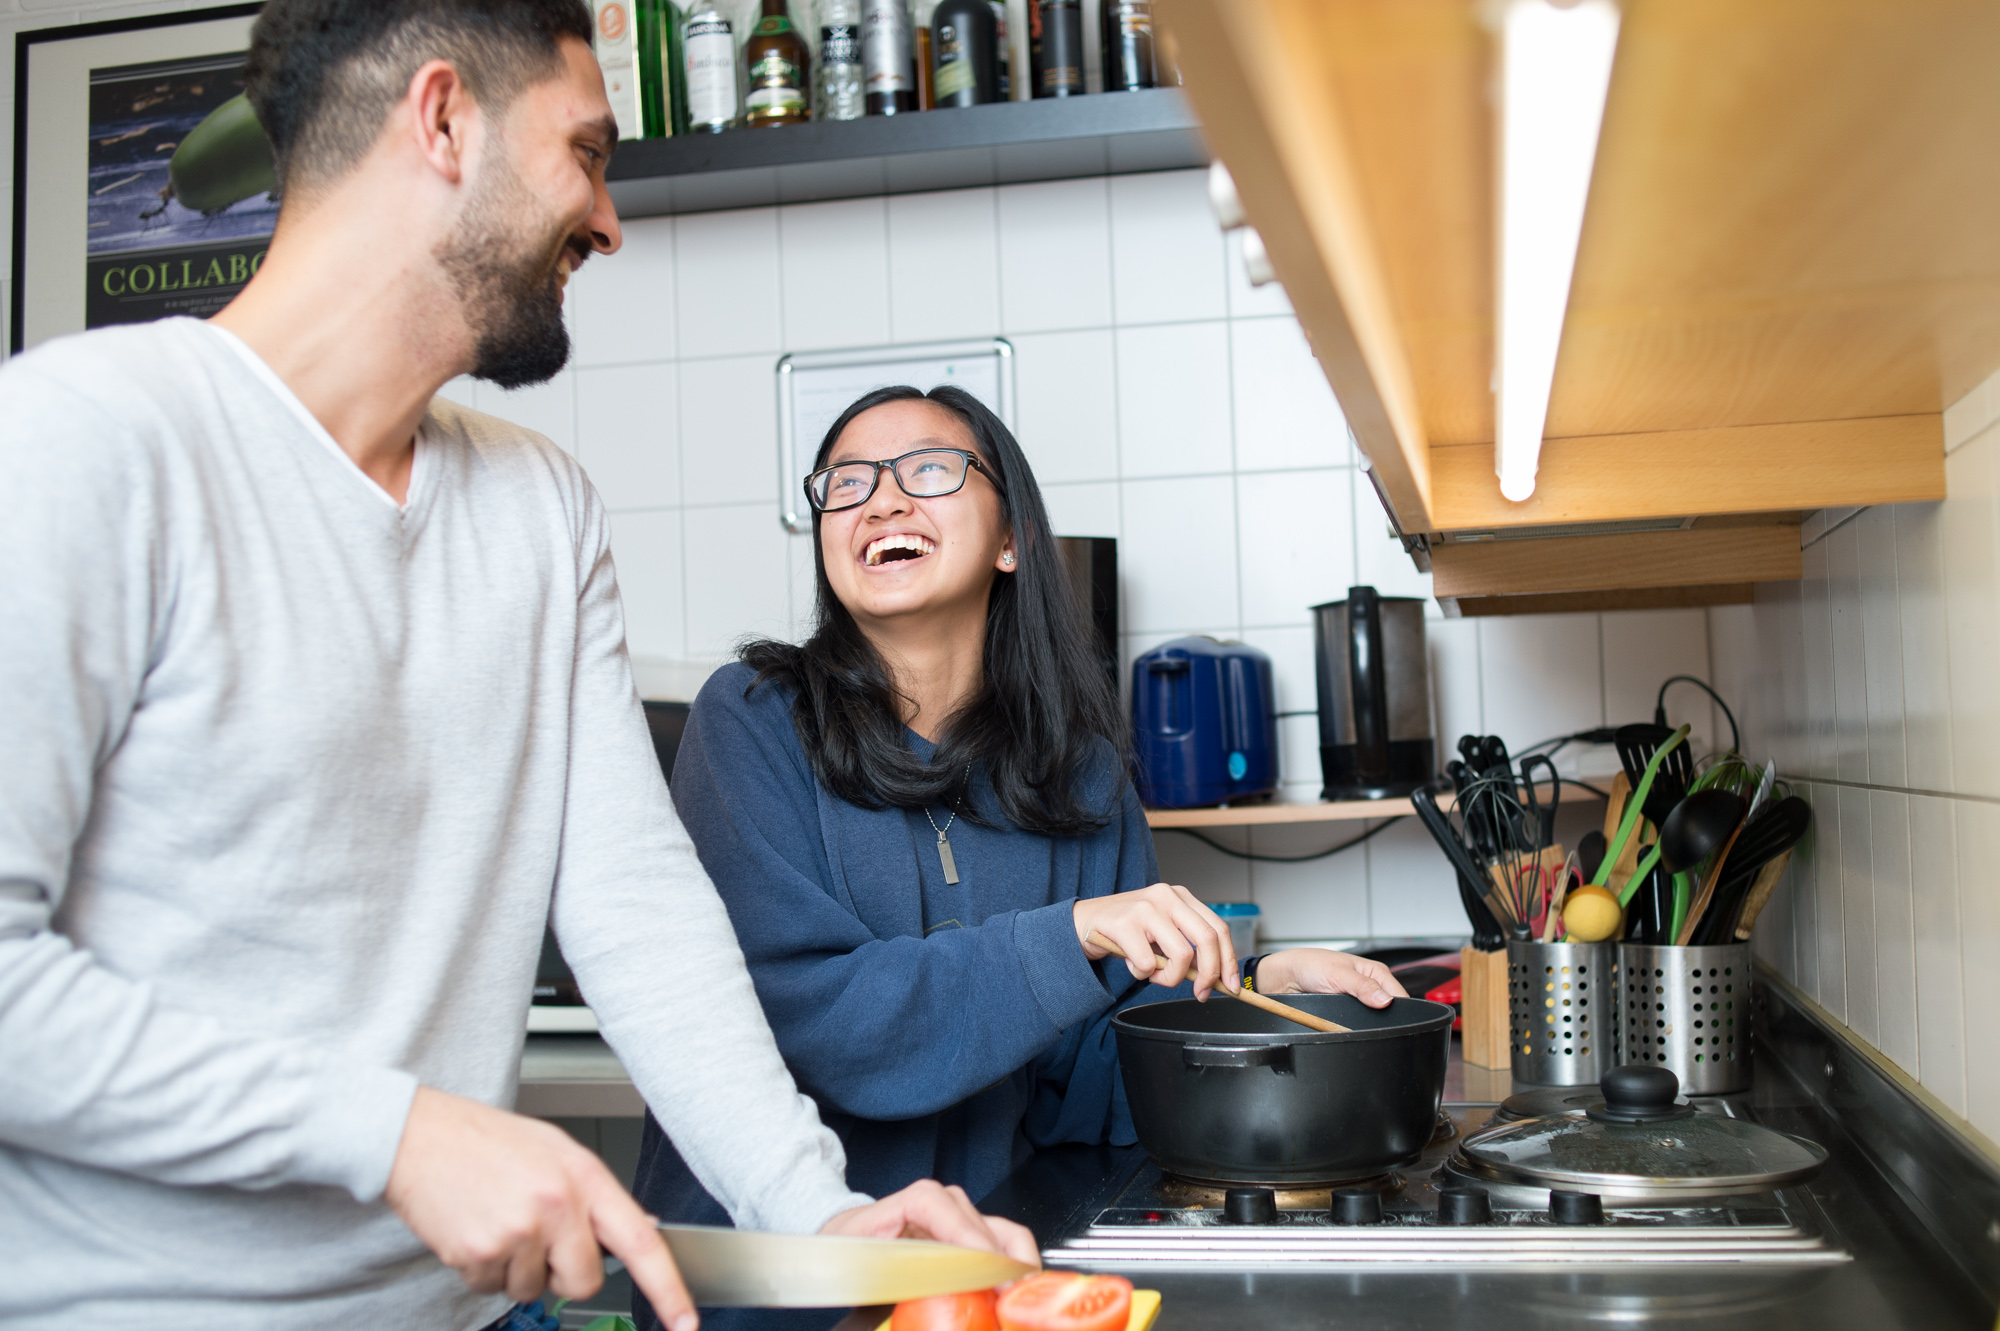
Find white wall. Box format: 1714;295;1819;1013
436;166;1721;945
0;0;1715;949
1708;369;2000;1148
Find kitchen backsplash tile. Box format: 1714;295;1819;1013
675;207;782;358
997;177;1114;334
1474;614;1606;760
1234;469;1356;628
683;501;791;658
1108;169;1228;327
577;364;678;512
1600;608;1716;755
573;215;678;368
1230;316;1351;473
1012;329;1120;485
678;354;779;508
1908;793;1966;1116
1113;320;1234;479
1869;789;1918;1077
1826;518;1871;785
887;189;1000;343
1894;503;1954;794
1943;432;2000;801
1952;799;2000;1143
780;196;890;352
607;510;686;662
1118;475;1242;632
1037;481;1120;543
1224;227;1294;320
1856;506;1909;789
1838;785;1878;1045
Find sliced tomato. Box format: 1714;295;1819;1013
996;1273;1133;1331
892;1289;999;1331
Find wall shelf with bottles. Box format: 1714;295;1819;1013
605;86;1204;217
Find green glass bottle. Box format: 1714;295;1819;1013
637;0;689;138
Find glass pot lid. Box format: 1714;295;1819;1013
1458;1066;1828;1197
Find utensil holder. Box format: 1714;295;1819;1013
1617;943;1752;1094
1459;945;1512;1069
1506;941;1616;1085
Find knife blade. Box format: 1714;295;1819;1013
655;1224;1035;1308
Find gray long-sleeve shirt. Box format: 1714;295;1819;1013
0;319;868;1328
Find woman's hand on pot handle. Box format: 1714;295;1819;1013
1254;949;1407;1008
1073;883;1238;1000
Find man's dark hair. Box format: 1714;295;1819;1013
741;385;1127;839
244;0;593;192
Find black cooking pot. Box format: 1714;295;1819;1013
1112;994;1454;1185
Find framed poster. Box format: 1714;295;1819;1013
774;339;1017;534
11;4;270;355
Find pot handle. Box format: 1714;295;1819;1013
1182;1044;1294;1072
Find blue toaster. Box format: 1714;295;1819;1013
1132;636;1279;808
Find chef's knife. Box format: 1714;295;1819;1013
655;1224;1034;1307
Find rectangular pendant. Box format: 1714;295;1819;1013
936;832;960;885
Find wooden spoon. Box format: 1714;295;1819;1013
1084;930;1351;1034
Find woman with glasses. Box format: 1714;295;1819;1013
628;386;1403;1331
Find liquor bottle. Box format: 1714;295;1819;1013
639;0;688;136
744;0;810;126
1029;0;1082;98
932;0;998;106
591;0;686;138
915;27;935;109
684;2;738;131
1100;0;1154;92
991;0;1010;100
817;0;865;120
590;0;646;139
861;0;917;115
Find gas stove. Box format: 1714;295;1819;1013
1041;1105;1849;1271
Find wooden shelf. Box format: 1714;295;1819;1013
1156;0;1970;608
605;89;1205;218
1146;798;1414;828
1144;780;1602;829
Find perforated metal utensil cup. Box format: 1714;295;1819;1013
1618;942;1752;1094
1506;941;1617;1086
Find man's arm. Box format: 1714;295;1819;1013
0;375;415;1199
549;495;870;1235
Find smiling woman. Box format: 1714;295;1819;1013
627;384;1406;1331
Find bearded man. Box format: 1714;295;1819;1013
0;2;1034;1327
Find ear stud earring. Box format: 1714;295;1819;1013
1002;553;1016;566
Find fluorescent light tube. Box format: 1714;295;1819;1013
1494;0;1621;503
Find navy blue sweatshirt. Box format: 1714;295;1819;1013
631;663;1176;1331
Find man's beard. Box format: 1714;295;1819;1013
437;153;581;390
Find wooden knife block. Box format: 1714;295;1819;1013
1460;945;1513;1069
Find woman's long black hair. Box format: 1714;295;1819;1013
740;384;1125;837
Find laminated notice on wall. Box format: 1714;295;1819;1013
776;339;1016;534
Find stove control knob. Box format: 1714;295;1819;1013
1549;1189;1604;1226
1222;1188;1279;1225
1436;1186;1492;1226
1331;1189;1383;1226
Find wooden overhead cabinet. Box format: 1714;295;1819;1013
1156;0;1982;611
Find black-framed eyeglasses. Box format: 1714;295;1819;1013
804;448;1003;513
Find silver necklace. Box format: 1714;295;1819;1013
925;766;972;885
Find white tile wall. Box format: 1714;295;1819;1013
510;167;1740;947
1709;360;2000;1144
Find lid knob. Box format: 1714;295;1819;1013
1588;1064;1696;1124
